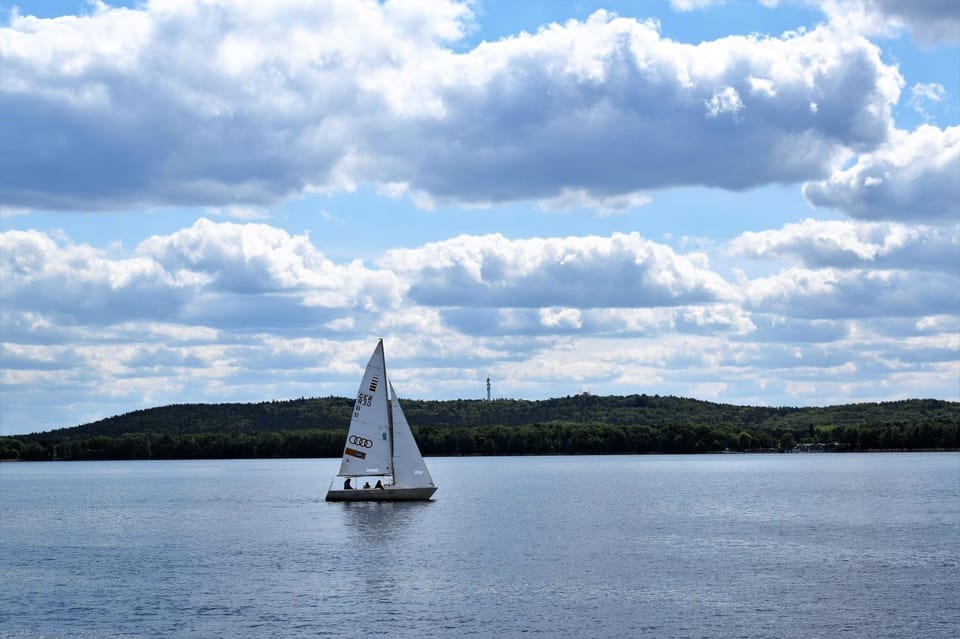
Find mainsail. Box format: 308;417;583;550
337;340;392;477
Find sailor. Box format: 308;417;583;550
375;480;384;489
343;478;352;489
363;482;371;489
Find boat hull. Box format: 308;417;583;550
325;485;437;502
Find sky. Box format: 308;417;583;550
1;0;958;435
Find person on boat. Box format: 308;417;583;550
375;480;384;489
343;478;352;489
363;482;371;489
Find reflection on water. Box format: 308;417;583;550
341;499;432;526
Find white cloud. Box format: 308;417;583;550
915;314;959;333
678;1;959;45
0;3;902;210
803;125;960;222
860;0;960;44
0;220;404;333
138;218;406;312
0;205;31;217
205;205;271;221
1;2;958;434
4;224;748;339
748;76;777;97
0;228;195;324
0;0;471;210
737;315;849;344
375;12;901;200
538;189;651;216
705;87;744;119
4;215;957;435
443;304;755;338
670;0;725;11
539;307;584;330
746;266;959;319
670;0;782;10
379;232;737;308
909;82;946;121
729;218;959;270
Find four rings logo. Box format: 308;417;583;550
349;435;374;448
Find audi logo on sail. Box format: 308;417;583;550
349;436;373;448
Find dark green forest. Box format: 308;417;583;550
1;395;957;461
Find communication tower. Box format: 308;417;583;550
486;376;491;401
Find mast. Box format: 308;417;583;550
382;339;395;484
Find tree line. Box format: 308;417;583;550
1;416;956;461
17;395;960;437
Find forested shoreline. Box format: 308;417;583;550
2;395;957;460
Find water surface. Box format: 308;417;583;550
1;454;957;638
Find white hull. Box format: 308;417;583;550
325;485;437;502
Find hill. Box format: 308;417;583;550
2;395;957;460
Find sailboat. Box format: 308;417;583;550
325;339;437;501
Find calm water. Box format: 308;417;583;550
1;454;957;638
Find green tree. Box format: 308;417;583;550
779;432;796;451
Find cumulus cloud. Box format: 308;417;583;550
3;223;747;337
817;0;958;43
380;232;737;308
803;125;960;222
370;12;901;201
736;315;850;344
0;220;402;330
746;267;960;319
8;219;952;367
0;0;473;210
859;0;960;44
137;218;403;311
729;218;960;270
2;1;958;434
442;304;754;337
0;2;902;210
3;220;959;433
0;228;195;324
672;1;958;45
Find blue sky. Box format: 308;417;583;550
1;0;958;435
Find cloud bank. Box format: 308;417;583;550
1;1;903;211
2;219;957;432
0;1;956;434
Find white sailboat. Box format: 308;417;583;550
325;339;437;501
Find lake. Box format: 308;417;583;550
1;454;958;638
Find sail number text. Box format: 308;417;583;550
353;392;373;417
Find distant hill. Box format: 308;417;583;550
32;397;357;439
23;394;960;438
4;395;956;460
